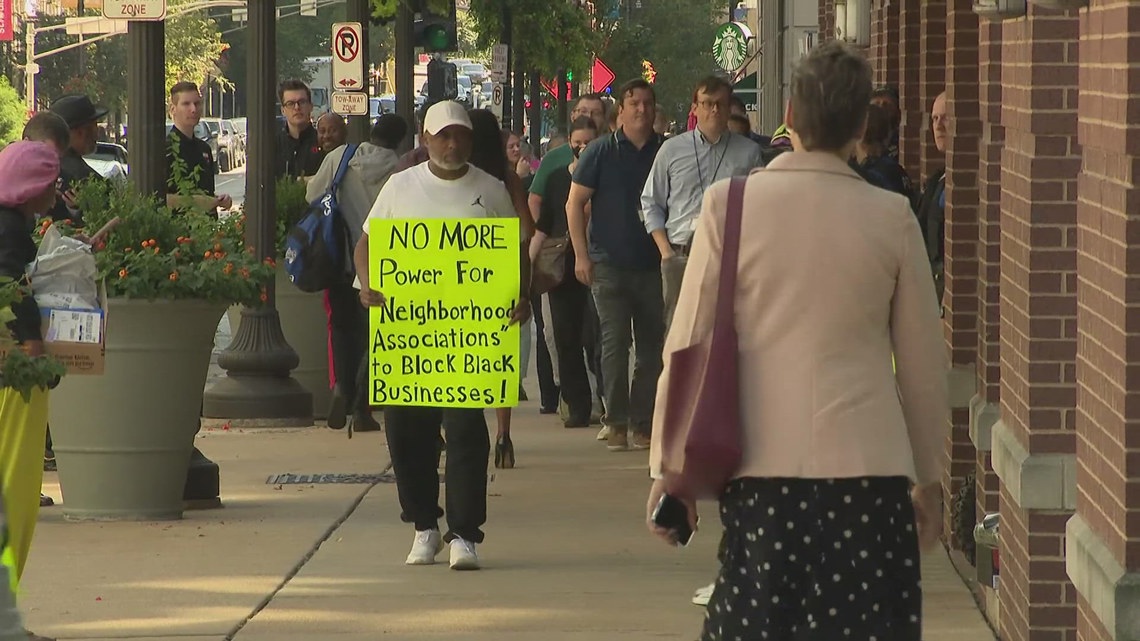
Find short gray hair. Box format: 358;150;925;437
790;41;873;152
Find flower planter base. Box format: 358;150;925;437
49;298;225;521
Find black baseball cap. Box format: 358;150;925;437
49;94;109;129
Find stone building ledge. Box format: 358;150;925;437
1066;515;1140;640
991;420;1076;510
969;394;999;452
949;364;975;409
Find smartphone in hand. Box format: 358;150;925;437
652;493;697;547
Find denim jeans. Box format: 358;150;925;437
590;262;664;435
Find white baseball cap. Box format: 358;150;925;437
423;100;472;135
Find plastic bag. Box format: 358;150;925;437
28;225;99;311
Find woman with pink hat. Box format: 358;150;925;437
0;140;61;641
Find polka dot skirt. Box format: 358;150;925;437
699;477;922;641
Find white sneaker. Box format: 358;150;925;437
692;582;715;606
596;425;611;441
449;537;480;571
405;529;443;565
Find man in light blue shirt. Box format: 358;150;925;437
640;76;762;330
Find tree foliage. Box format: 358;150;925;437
596;0;722;123
466;0;598;78
165;0;227;90
0;77;26;145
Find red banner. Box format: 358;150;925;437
0;0;12;43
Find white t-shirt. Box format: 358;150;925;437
364;162;518;229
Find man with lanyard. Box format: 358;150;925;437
566;79;665;453
275;79;324;179
643;76;761;332
47;94;109;225
166;82;232;214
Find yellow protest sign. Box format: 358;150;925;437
367;218;521;408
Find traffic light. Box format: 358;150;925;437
414;0;458;53
427;58;458;102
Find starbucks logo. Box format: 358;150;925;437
713;22;751;72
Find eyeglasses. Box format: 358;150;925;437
283;100;311;110
696;100;727;111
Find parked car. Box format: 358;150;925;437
230;117;248;146
461;62;489;84
370;95;396;124
84;141;129;180
201;117;243;172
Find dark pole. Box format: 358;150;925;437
394;0;415;153
500;4;512;127
556;67;568;133
511;51;525;135
77;0;87;75
202;0;312;423
126;21;165;197
345;0;371;144
527;71;541;152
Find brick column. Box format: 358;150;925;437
897;0;922;177
941;0;980;546
918;0;947;184
818;0;835;43
972;18;1004;526
870;0;899;88
1067;2;1140;640
993;6;1081;641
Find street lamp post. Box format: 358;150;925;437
200;0;313;424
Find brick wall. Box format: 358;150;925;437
997;6;1081;641
941;0;979;538
897;0;922;177
976;18;1004;518
869;0;899;88
918;0;948;184
999;485;1078;641
818;0;835;43
1074;1;1140;638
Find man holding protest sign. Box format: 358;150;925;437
353;101;531;571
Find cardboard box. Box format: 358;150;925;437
37;284;107;376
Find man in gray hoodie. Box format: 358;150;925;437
307;114;407;433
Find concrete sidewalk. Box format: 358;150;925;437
22;408;995;640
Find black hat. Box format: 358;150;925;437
49;94;109;129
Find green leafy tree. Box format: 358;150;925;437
466;0;599;79
165;0;227;89
0;77;26;145
596;0;722;124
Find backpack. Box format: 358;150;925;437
284;144;359;293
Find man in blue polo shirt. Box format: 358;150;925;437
566;79;665;452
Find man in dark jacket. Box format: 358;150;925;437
275;79;323;179
47;94;109;225
915;91;948;304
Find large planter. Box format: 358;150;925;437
226;267;331;418
50;298;225;521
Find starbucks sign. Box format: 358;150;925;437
713;22;753;72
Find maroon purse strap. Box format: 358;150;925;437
713;176;747;332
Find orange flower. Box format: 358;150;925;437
153;247;159;255
204;250;212;259
141;241;149;249
263;257;276;267
118;269;128;279
239;267;251;278
168;271;179;281
213;243;222;252
259;292;269;303
223;262;234;275
213;251;224;259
